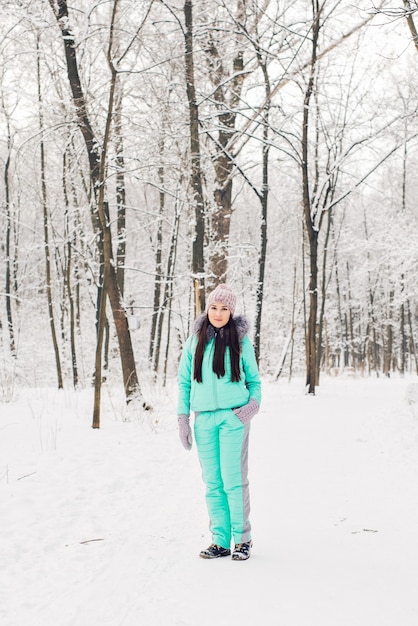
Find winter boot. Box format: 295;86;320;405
231;541;252;561
199;544;231;559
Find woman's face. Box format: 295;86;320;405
208;302;231;329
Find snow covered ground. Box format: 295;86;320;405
1;375;418;626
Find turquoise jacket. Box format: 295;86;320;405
177;315;261;415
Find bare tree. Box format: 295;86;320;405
404;0;418;50
184;0;206;316
37;34;63;389
2;92;16;356
201;0;247;288
301;1;322;394
115;83;127;296
48;0;148;426
62;150;79;388
370;1;418;50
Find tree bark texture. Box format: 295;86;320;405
62;151;79;388
37;35;63;390
3;111;15;356
184;0;206;316
49;0;142;417
149;139;164;370
205;4;246;287
403;0;418;52
115;84;126;296
302;1;321;394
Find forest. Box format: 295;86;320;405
1;0;418;422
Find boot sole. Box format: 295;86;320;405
199;551;231;559
231;553;250;560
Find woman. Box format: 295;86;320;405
177;284;261;561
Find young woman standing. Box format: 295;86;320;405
177;284;261;561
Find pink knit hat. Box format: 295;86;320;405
205;284;237;316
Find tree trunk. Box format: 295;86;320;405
288;262;299;382
184;0;206;316
254;128;269;364
206;5;246;287
37;35;63;390
403;0;418;53
317;206;333;380
302;2;321;394
155;203;181;377
383;287;394;376
49;0;144;417
400;275;406;375
407;300;418;374
3;108;16;356
346;262;356;370
363;206;380;375
253;38;271;364
332;224;346;368
149;139;164;369
115;83;126;296
305;228;319;392
62;151;79;388
92;263;108;429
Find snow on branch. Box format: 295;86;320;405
369;2;418;18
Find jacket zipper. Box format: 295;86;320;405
211;334;219;409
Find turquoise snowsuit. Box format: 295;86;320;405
177;314;261;548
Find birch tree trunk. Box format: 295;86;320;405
115;83;126;296
2;104;16;356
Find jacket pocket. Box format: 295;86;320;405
230;408;245;426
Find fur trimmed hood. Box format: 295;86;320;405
194;313;250;341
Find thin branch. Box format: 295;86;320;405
328;131;418;212
228;8;384;160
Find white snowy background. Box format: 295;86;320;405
1;4;418;625
1;375;418;626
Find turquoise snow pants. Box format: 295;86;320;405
194;408;251;549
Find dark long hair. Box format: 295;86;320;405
193;315;241;383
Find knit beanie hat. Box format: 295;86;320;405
205;284;237;316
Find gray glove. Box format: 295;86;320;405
178;415;193;450
233;399;259;425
